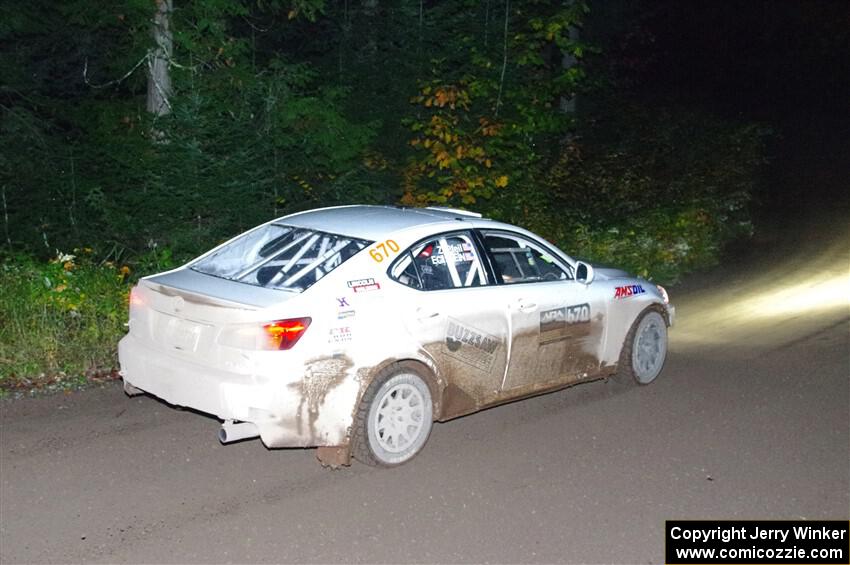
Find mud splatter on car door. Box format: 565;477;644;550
404;286;510;411
500;281;607;391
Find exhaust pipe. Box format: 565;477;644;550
218;420;260;444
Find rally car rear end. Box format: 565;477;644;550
118;272;328;445
119;222;373;449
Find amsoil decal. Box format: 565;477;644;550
444;318;499;372
347;278;381;293
539;303;591;344
614;284;645;299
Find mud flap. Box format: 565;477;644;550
123;379;144;397
316;445;352;469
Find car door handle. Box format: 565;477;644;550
518;301;538;313
416;307;441;320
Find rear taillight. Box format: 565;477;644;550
218;317;312;350
129;286;144;307
263;317;311;350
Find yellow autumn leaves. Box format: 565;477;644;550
410;85;471;111
44;249;132;314
404;83;510;206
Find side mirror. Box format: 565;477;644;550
575;261;594;285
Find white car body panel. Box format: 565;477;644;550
118;205;673;456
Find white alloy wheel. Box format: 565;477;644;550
630;311;667;384
365;372;433;466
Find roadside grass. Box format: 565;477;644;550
0;250;131;398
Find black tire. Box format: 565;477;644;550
614;307;668;386
352;362;434;467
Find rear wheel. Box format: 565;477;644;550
353;363;434;467
616;309;668;385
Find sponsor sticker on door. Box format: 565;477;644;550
539;303;591;344
443;318;500;372
347;278;381;293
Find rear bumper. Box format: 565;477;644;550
118;334;354;448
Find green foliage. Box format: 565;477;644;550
401;1;591;207
0;250;132;396
98;63;380;256
1;1;386;259
526;102;769;283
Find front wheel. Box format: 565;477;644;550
353;364;434;467
617;309;668;385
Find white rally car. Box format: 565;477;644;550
119;205;674;467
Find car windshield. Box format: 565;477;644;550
191;224;371;292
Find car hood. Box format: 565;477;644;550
591;265;632;280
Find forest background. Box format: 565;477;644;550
5;0;836;393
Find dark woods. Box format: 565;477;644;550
0;0;791;282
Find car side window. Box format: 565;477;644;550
390;233;487;291
482;232;571;284
389;252;422;290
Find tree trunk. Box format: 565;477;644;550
147;0;173;116
559;24;579;114
361;0;378;59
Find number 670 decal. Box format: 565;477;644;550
369;239;400;263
